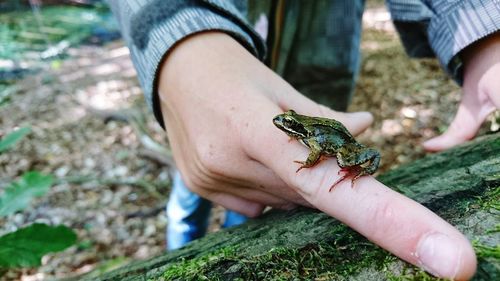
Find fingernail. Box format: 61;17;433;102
415;233;461;278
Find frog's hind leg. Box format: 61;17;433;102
337;167;352;175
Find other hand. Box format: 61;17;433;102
424;33;500;151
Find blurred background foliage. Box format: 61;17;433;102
0;0;119;101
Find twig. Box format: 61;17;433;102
137;148;175;167
55;175;170;200
125;202;166;219
84;106;175;170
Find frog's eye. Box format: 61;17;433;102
283;118;301;129
284;119;308;136
283;119;295;127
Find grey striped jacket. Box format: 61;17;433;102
108;0;500;127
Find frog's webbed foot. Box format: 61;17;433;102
329;172;352;191
329;167;365;191
350;171;366;186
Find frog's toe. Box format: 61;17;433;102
337;167;350;175
349;171;368;188
294;161;306;172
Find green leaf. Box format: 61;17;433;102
0;126;31;153
0;171;53;217
0;223;77;268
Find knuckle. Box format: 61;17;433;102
244;207;264;218
182;171;207;192
186;175;202;189
181;162;217;193
291;167;332;201
195;142;225;175
364;198;402;240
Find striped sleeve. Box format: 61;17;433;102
386;0;500;84
108;0;266;128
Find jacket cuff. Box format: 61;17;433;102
427;0;500;84
130;7;265;128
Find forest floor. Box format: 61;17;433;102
0;2;497;281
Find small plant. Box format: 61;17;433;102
0;127;77;273
0;171;53;216
0;223;76;268
0;126;30;153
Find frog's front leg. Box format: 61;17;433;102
294;139;323;172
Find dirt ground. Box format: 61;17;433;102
0;3;496;281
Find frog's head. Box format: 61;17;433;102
273;110;308;138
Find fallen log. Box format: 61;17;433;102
84;133;500;281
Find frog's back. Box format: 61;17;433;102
311;125;354;155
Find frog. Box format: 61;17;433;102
273;110;380;191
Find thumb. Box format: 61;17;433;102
426;33;500;152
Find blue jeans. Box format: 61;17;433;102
166;171;248;250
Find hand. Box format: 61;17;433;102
423;33;500;151
158;32;476;280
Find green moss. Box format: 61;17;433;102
159;238;455;281
230;241;385;280
486;224;500;234
159;225;390;280
476;187;500;212
473;241;500;259
385;267;449;281
161;247;238;280
157;198;499;281
159;225;454;281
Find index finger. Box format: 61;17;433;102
245;109;476;280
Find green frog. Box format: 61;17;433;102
273;110;380;191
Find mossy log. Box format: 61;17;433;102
87;134;500;281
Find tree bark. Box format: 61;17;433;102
85;133;500;281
